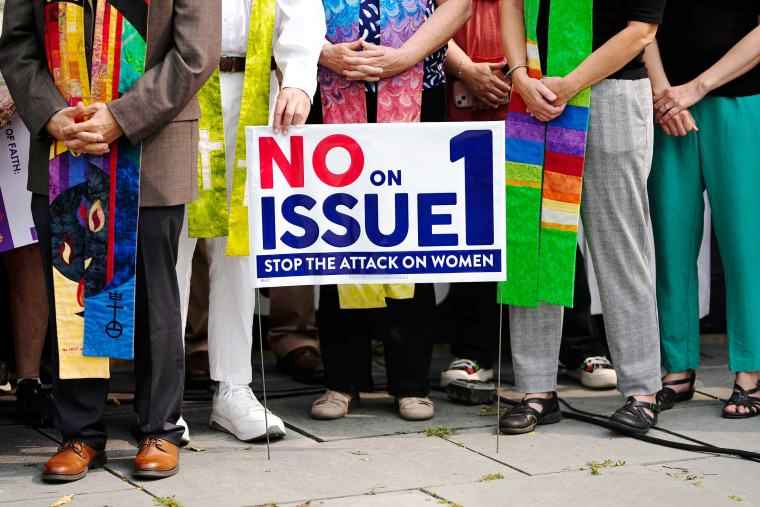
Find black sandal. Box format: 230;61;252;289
498;392;562;434
656;370;696;411
609;397;659;435
722;382;760;419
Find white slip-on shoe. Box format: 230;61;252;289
568;356;617;389
310;390;356;420
209;383;286;441
398;397;434;421
440;359;494;387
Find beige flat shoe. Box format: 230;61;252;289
311;390;356;420
398;397;434;421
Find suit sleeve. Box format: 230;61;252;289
108;0;222;145
0;0;70;141
273;0;326;100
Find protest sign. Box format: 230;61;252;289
246;122;505;287
0;114;35;253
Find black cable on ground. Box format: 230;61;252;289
499;395;760;463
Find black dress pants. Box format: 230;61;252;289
318;283;436;397
33;193;186;449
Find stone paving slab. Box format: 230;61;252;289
127;432;520;507
431;461;740;506
647;456;760;503
1;488;157;507
278;489;437;507
0;426;134;505
266;390;496;442
446;420;706;476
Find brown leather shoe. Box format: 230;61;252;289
42;441;106;482
185;350;211;388
276;346;325;384
133;438;179;478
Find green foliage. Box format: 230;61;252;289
153;496;183;507
479;473;504;482
424;427;458;438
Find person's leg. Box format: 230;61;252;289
267;285;323;382
499;302;563;433
447;282;499;369
185;239;210;352
132;205;186;447
647;105;704;400
205;235;254;384
3;242;55;425
316;285;374;393
33;193;108;481
698;95;760;415
581;79;660;431
384;284;436;398
311;284;373;419
509;303;563;394
559;245;603;367
4;243;48;378
559;245;615;389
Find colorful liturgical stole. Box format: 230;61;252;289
188;70;228;238
319;0;427;308
498;0;592;308
45;0;148;378
226;0;276;255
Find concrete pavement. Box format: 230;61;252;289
1;341;758;507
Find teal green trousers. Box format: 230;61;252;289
648;93;760;373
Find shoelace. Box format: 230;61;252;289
139;437;168;455
58;440;84;456
220;382;264;412
582;356;614;370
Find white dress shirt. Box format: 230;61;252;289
221;0;326;98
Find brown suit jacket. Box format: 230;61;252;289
0;0;221;207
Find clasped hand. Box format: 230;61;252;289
45;102;124;155
321;39;410;82
513;74;566;122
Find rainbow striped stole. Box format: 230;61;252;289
45;0;148;378
318;0;427;308
498;0;592;308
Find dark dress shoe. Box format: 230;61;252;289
609;397;659;434
185;350;211;388
133;438;179;478
276;346;325;384
16;379;55;428
42;441;107;482
498;392;562;434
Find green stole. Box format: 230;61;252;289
498;0;592;308
188;0;275;255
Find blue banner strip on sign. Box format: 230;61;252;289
256;249;502;278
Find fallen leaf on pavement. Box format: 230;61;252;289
51;494;74;506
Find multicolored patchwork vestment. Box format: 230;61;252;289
45;0;148;378
318;0;428;308
498;0;592;308
189;0;282;250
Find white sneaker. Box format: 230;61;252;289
568;356;617;389
209;383;286;441
177;415;190;446
440;359;494;387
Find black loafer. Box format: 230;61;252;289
609;397;659;434
498;392;562;434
